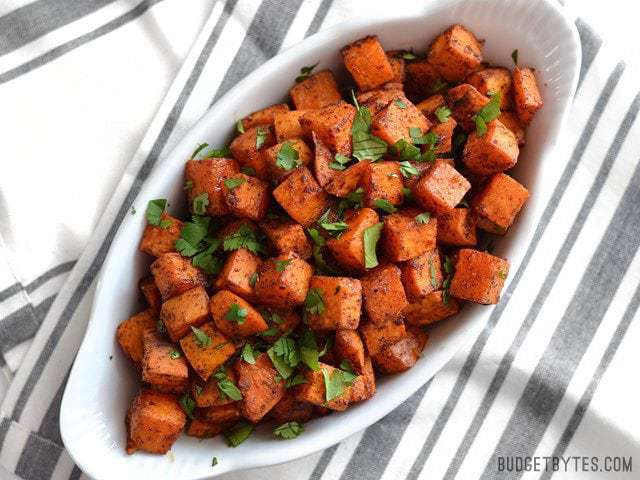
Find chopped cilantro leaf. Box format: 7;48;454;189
169;350;181;359
305;288;325;315
145;199;167;226
224;422;253;447
307;228;326;247
275;259;293;272
184;180;194;191
191;326;212;348
249;271;259;287
473;92;501;136
236;120;245;134
179;393;196;418
399;160;419;178
255;127;268;149
363;222;383;269
295;62;318;83
285;373;307;388
276;142;300;171
225;303;248;324
224;177;246;189
511;49;519;66
240;165;255;176
159;218;173;230
191;143;209;159
373;199;398;213
212;457;218;467
330;153;351;170
274;421;304;439
192;192;209;215
241;343;256;364
415;212;431;224
214;368;243;400
435;106;452;123
394;99;407;109
223;225;266;255
267;337;299;379
203;145;231;158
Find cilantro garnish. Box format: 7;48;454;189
363;222;383;268
183;180;193;191
192;192;209;215
295;62;318;83
274;421;304;439
224;422;254;447
431;78;450;94
399;160;419;178
267;337;299;380
285;373;307;388
255;127;268;149
350;90;387;161
223;224;266;255
145;199;167;226
241;165;255;176
169;350;181;359
191;143;209;159
472;92;501;136
276;142;300;171
305;288;325;315
249;271;259;287
330;153;351;171
241;343;256;364
372;199;398;214
191;326;212;348
275;259;293;272
212;457;218;467
224;177;246;189
394;99;407;109
415;212;431;224
213;368;243;401
511;49;519;66
236;120;245;134
179;393;196;418
435;106;452;123
225;303;247;324
321;367;355;402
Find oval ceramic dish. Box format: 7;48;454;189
60;0;580;478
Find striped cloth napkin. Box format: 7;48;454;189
1;1;639;479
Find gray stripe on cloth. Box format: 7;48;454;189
310;445;339;480
539;282;640;480
68;465;82;480
575;18;602;88
339;383;429;480
14;431;63;480
0;0;167;86
0;0;117;56
443;84;640;480
0;261;74;306
481;147;640;480
210;0;305;104
406;62;622;480
305;0;333;37
0;296;56;354
0;284;21;304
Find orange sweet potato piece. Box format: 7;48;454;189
186;418;224;439
260;219;312;259
160;286;210;342
139;276;162;315
449;249;509;304
253;253;314;308
324;160;370;198
150;252;206;301
185;158;240;216
359;318;406;357
436;208;477;246
386;52;406;83
290;69;342;110
139;213;183;258
214;248;261;301
222;173;270;221
498;111;526;146
141;331;189;393
471;173;530;234
382;209;437;262
334;329;366;374
229;125;276;179
357;89;404;116
312;131;339;188
361;264;408;325
192;366;237;407
412;160;471;214
416;94;446;117
427;24;483;82
300;101;357;155
342;36;395;91
116;309;157;364
261;138;313;182
306;276;362;330
512;67;543;124
371;95;431;145
463;120;519;175
235;353;285;422
273;166;330;227
271;392;315;424
348;354;376;402
404;59;442;102
198;403;242;424
326;208;380;271
431;117;457;154
466;67;512;110
376;335;421;373
241;103;289;130
446;83;489;131
294;362;353;411
403;290;460;326
126;390;186;454
401;249;443;300
362;161;404;208
209;290;268;337
256;308;301;343
274;110;308;142
179;322;235;380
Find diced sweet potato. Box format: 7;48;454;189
371;95;431;145
139;276;162;315
412;160;471;214
229;125;276;179
192;366;237;407
436;208;477;246
116;309;157;364
222;173;270;221
294;362;352;411
466;67;512;109
253;253;313;308
463;120;519;175
139;213;183;258
272;166;330;227
376;335;420;373
290;69;343;110
471;173;529;234
498;111;526;146
261;138;313;182
357;89;404;116
126;390;186;454
401;249;443;300
186;418;223;439
334;329;366;374
348;354;376;402
359;318;406;357
150;252;206;301
300;101;356;155
160;286;210;342
449;249;509;304
235;353;285;422
403;161;432;190
431;117;457;154
324;160;370;198
416;94;446;117
256;307;301;343
404;59;442;102
407;324;429;352
214;248;261;301
312;131;339;188
446;83;489;131
403;290;460;325
260;219;311;259
209;290;268;337
241;103;289;130
361;264;408;325
427;24;483;82
512;67;543;124
274;110;308;142
326;208;380;271
198;403;242;424
307;276;362;330
218;218;258;239
179;322;235;380
387;53;406;83
342;36;395;91
382;209;437;262
271;392;315;424
362;161;404;208
141;331;189;393
185;158;240;216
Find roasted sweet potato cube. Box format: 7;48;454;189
150;252;206;301
437;208;477;246
349;354;376;402
199;403;241;424
261;138;313;182
466;67;512;110
235;353;285;422
376;335;420;373
274;110;308;142
382;209;437;262
307;276;362;330
404;59;442;102
179;322;235;380
341;36;394;91
401;249;443;300
209;290;268;338
272;166;330;227
160;286;210;342
428;24;483;82
407;324;429;352
253;254;313;308
256;307;301;343
498;111;526;146
446;83;489;131
512;67;543;124
361;264;408;325
403;161;432;190
139;213;183;258
359;318;406;357
290;69;342;110
463;120;519;175
218;218;258;239
126;390;186;454
185;158;240;216
312;131;339;188
357;89;404;116
371;96;431;145
300;101;356;155
271;392;315;424
431;117;457;154
214;248;261;301
450;249;509;304
324;160;369;198
192;366;237;407
403;290;460;325
241;103;289;130
386;52;406;83
139;276;162;315
362;161;404;208
116;309;157;364
229;125;276;179
222;173;270;221
186;418;223;439
326;208;380;271
471;173;529;234
259;219;311;259
141;331;189;392
334;329;366;374
412;160;471;214
295;363;352;411
416;94;446;117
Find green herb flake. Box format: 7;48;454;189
473;92;501;137
350;94;388;161
258;326;279;337
194;385;203;396
145;199;167;226
330;153;351;171
159;218;173;230
285;373;307;388
156;319;165;333
429;257;438;288
249;271;259;287
275;259;293;272
307;228;326;247
363;222;384;269
373;199;398;214
224;177;246;190
443;255;453;274
224;422;254;447
431;78;450;94
192;192;210;215
130;206;136;215
435;106;452;123
402;51;417;60
295;62;319;83
276;142;300;171
321;368;354;402
399;160;419;178
212;457;218;467
203;145;231;158
240;165;256;176
214;368;243;400
498;270;508;280
179;393;196;418
241;343;256;364
191;143;209;159
511;49;519;66
305;288;325;315
225;303;248;325
255;127;268;149
169;350;182;360
274;421;304;439
223;224;266;255
415;212;431;224
267;337;299;380
191;326;212;348
183;180;194;191
394;99;407;109
236;120;245;134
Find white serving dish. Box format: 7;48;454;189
60;1;580;478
